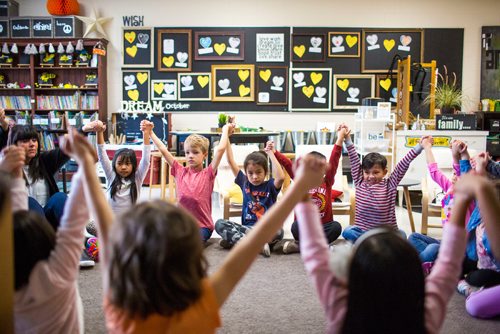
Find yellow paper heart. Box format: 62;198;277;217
162;56;174;67
136;72;148;85
197;76;209;88
311;72;323;85
346;35;358;48
238;70;250;82
302;85;314;98
259;69;271;82
380;78;392;91
127;89;139;101
293;45;306;58
239;84;251;97
384;39;395;52
153;82;164;95
214;43;226;55
126;45;138;58
124;31;136;44
337;79;349;91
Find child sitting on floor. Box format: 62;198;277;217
215;133;285;257
69;128;327;333
141;120;231;242
338;123;428;242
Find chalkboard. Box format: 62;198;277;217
289;68;331;111
291;33;326;62
376;74;398;105
333;74;375;109
10;18;31;38
194;31;245;61
122;70;150;102
256;66;288;105
122;27;153;67
328;32;360;58
0;19;9;38
211;64;254;102
32;17;53;38
157;29;192;72
151;79;177;101
113;112;171;143
177;72;211;101
361;29;423;73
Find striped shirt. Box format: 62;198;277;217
346;140;422;231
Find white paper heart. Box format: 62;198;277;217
124;75;135;86
177;52;188;63
272;76;284;87
391;87;398;98
348;87;360;98
218;78;230;90
400;35;412;47
164;83;175;95
293;72;305;83
228;37;240;49
366;34;378;46
137;33;149;45
331;36;343;47
181;76;192;87
315;86;327;98
310;37;322;48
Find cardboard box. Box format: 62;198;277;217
53;16;82;38
0;0;19;17
32;17;53;38
10;16;31;38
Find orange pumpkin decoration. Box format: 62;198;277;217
46;0;80;16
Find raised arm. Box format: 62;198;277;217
341;124;363;187
210;154;326;306
267;149;285;189
135;125;152;183
387;136;426;188
270;141;294;179
0;145;26;211
225;136;240;177
141;120;175;166
210;123;232;171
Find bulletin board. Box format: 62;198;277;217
157;29;192;72
256;66;288;105
122;70;150;102
122;27;154;67
112;112;171;143
333;74;375;109
289;68;332;111
376;74;398;106
291;33;326;62
211;64;255;102
177;72;211;101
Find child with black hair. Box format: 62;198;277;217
215;134;285;257
2;138;91;333
338;123;428;242
83;120;151;215
297;166;477;333
66;128;326;333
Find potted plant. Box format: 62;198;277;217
217;113;228;129
425;65;465;114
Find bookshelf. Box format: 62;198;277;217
0;38;107;132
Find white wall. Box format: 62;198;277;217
18;0;500;131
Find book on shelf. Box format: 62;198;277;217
36;92;98;110
33;114;50;130
0;95;31;109
15;110;31;126
48;110;65;130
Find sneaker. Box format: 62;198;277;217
86;221;98;237
422;262;434;277
80;251;95;269
456;279;474;297
219;239;233;249
283;240;300;254
86;237;99;262
261;243;271;257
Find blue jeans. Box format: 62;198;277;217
342;225;408;243
215;218;284;247
28;193;68;231
200;227;213;242
408;233;440;262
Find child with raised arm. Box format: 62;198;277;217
269;129;345;254
215;133;285;257
69;128;326;333
339;123;428;242
5;137;91;333
83;120;151;215
297;165;475;333
141;120;231;242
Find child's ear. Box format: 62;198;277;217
383;168;389;176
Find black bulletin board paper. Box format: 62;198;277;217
122;70;150;103
291;33;326;62
157;29;192;72
211;65;254;101
361;29;423;73
289;68;332;111
123;27;153;67
256;66;288;105
177;72;211;101
376;74;398;106
333;75;375;109
194;31;245;61
114;112;170;142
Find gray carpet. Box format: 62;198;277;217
79;239;500;333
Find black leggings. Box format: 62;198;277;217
466;269;500;288
291;220;342;244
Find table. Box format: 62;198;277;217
398;178;420;233
171;131;280;164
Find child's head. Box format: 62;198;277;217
110;148;138;202
341;229;425;333
184;134;209;168
8;125;40;163
108;200;208;318
13;210;56;290
361;153;388;184
244;151;269;186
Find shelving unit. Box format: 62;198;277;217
0;38;107;130
354;113;396;171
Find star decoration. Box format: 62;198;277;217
120;112;129;120
130;113;139;120
146;113;153;120
77;8;112;39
